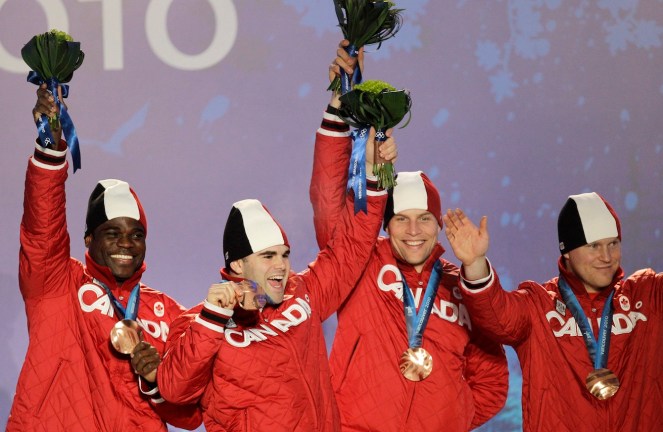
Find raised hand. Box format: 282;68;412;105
365;127;397;167
443;208;490;280
32;83;65;149
328;39;365;107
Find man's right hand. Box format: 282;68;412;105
206;282;240;309
206;281;265;310
328;39;365;108
33;83;65;149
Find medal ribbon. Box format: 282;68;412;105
558;277;615;369
27;72;82;172
340;44;362;95
347;126;368;214
402;261;442;348
95;279;141;320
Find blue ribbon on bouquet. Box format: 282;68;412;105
347;126;369;214
27;72;81;172
340;44;363;95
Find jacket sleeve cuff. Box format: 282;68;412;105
318;105;350;137
138;376;164;404
194;301;234;333
31;139;67;170
460;258;494;293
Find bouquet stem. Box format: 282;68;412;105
372;129;396;189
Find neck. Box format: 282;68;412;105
584;284;607;295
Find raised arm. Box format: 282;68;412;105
310;104;352;248
305;122;396;318
445;208;533;344
20;84;73;301
305;181;387;320
310;40;396;248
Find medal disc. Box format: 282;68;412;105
110;319;143;354
399;347;433;381
585;368;620;400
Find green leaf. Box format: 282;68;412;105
338;79;412;131
330;0;403;53
21;29;85;82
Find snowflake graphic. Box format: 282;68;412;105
475;0;663;103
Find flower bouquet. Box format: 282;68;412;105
22;29;85;170
339;79;411;190
328;0;403;94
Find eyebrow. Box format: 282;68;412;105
100;226;145;234
258;249;290;258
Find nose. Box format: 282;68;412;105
597;245;612;262
117;234;133;248
406;219;421;235
273;255;286;269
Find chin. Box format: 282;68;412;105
266;295;284;305
405;257;426;267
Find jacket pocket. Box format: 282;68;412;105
36;359;66;416
337;336;362;391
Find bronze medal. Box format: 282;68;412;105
585;368;620;400
110;319;143;354
399;347;433;381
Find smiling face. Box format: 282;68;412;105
86;217;146;283
386;209;440;273
230;244;291;304
564;237;621;293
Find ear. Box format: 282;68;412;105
84;235;92;248
229;259;243;276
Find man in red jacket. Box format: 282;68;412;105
445;192;663;431
308;42;509;431
7;84;201;431
158;130;393;431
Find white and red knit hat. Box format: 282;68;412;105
557;192;621;254
223;199;290;268
383;171;442;230
84;179;146;237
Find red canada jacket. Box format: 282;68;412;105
7;149;201;431
460;258;663;431
159;191;387;431
310;108;508;431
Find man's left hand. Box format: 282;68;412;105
131;341;161;383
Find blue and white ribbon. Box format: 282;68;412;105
27;72;81;172
347;126;369;214
558;277;615;369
